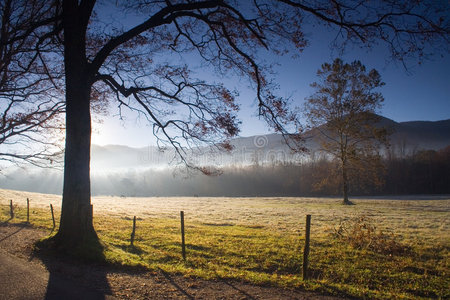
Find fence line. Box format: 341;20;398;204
1;200;314;278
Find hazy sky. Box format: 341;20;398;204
92;19;450;148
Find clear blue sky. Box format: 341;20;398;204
92;23;450;148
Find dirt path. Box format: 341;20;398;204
0;223;345;300
0;248;117;300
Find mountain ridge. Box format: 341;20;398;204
92;116;450;149
88;115;450;171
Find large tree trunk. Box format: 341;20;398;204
53;0;98;248
56;77;97;246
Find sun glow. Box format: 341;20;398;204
91;124;109;146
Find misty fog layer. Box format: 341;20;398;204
1;117;449;196
1;145;450;197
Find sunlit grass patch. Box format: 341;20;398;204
0;200;59;231
94;216;450;299
1;193;449;299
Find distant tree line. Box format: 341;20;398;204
383;146;450;195
86;145;450;197
3;145;448;197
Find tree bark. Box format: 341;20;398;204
54;0;97;248
56;77;97;246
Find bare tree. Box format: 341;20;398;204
0;0;64;168
304;59;388;204
7;0;448;251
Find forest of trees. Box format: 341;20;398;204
2;144;449;197
85;145;450;197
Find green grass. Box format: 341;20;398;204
1;195;449;299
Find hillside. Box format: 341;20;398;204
91;116;450;170
390;119;450;151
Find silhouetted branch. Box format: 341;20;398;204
0;0;64;168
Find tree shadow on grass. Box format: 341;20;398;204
319;282;359;299
112;243;144;255
0;217;13;226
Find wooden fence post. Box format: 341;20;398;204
50;204;55;229
26;198;30;223
130;216;136;246
303;214;311;280
180;211;186;261
9;200;14;219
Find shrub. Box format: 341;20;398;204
332;216;410;255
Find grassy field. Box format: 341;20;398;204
1;189;449;299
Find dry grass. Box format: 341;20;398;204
1;189;448;244
1;189;449;299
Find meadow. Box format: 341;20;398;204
1;189;449;299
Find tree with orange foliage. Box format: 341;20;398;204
304;59;388;204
